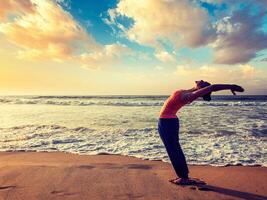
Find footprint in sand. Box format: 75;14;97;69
51;190;76;196
101;163;123;169
78;165;95;169
0;186;16;190
126;164;152;170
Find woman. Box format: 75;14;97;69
158;80;244;185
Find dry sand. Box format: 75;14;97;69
0;152;266;200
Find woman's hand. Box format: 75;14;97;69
231;84;244;95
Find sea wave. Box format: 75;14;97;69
0;96;267;107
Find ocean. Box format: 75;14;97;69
0;95;266;166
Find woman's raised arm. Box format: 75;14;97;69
212;84;244;93
183;84;244;103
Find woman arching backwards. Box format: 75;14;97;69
158;80;244;185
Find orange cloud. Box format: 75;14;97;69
80;43;133;69
155;50;176;63
175;64;266;84
0;0;35;20
0;0;99;62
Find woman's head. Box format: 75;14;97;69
195;80;212;101
195;80;210;89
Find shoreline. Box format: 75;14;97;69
2;150;266;168
0;152;266;200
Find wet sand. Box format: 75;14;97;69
0;152;266;200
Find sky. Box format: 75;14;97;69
0;0;267;95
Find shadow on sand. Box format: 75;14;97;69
196;184;267;200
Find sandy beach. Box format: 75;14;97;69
0;152;266;200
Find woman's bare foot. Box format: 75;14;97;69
169;177;180;182
171;177;206;185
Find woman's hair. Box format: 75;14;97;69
196;80;211;101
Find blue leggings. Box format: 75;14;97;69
158;118;189;178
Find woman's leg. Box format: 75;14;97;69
158;118;189;178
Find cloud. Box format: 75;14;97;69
174;63;267;94
1;0;267;68
175;65;219;80
199;0;224;4
0;0;99;61
54;0;71;9
175;64;265;83
239;64;256;79
0;0;136;69
213;2;267;64
107;0;267;65
0;0;36;20
80;43;133;69
155;50;176;63
108;0;215;49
